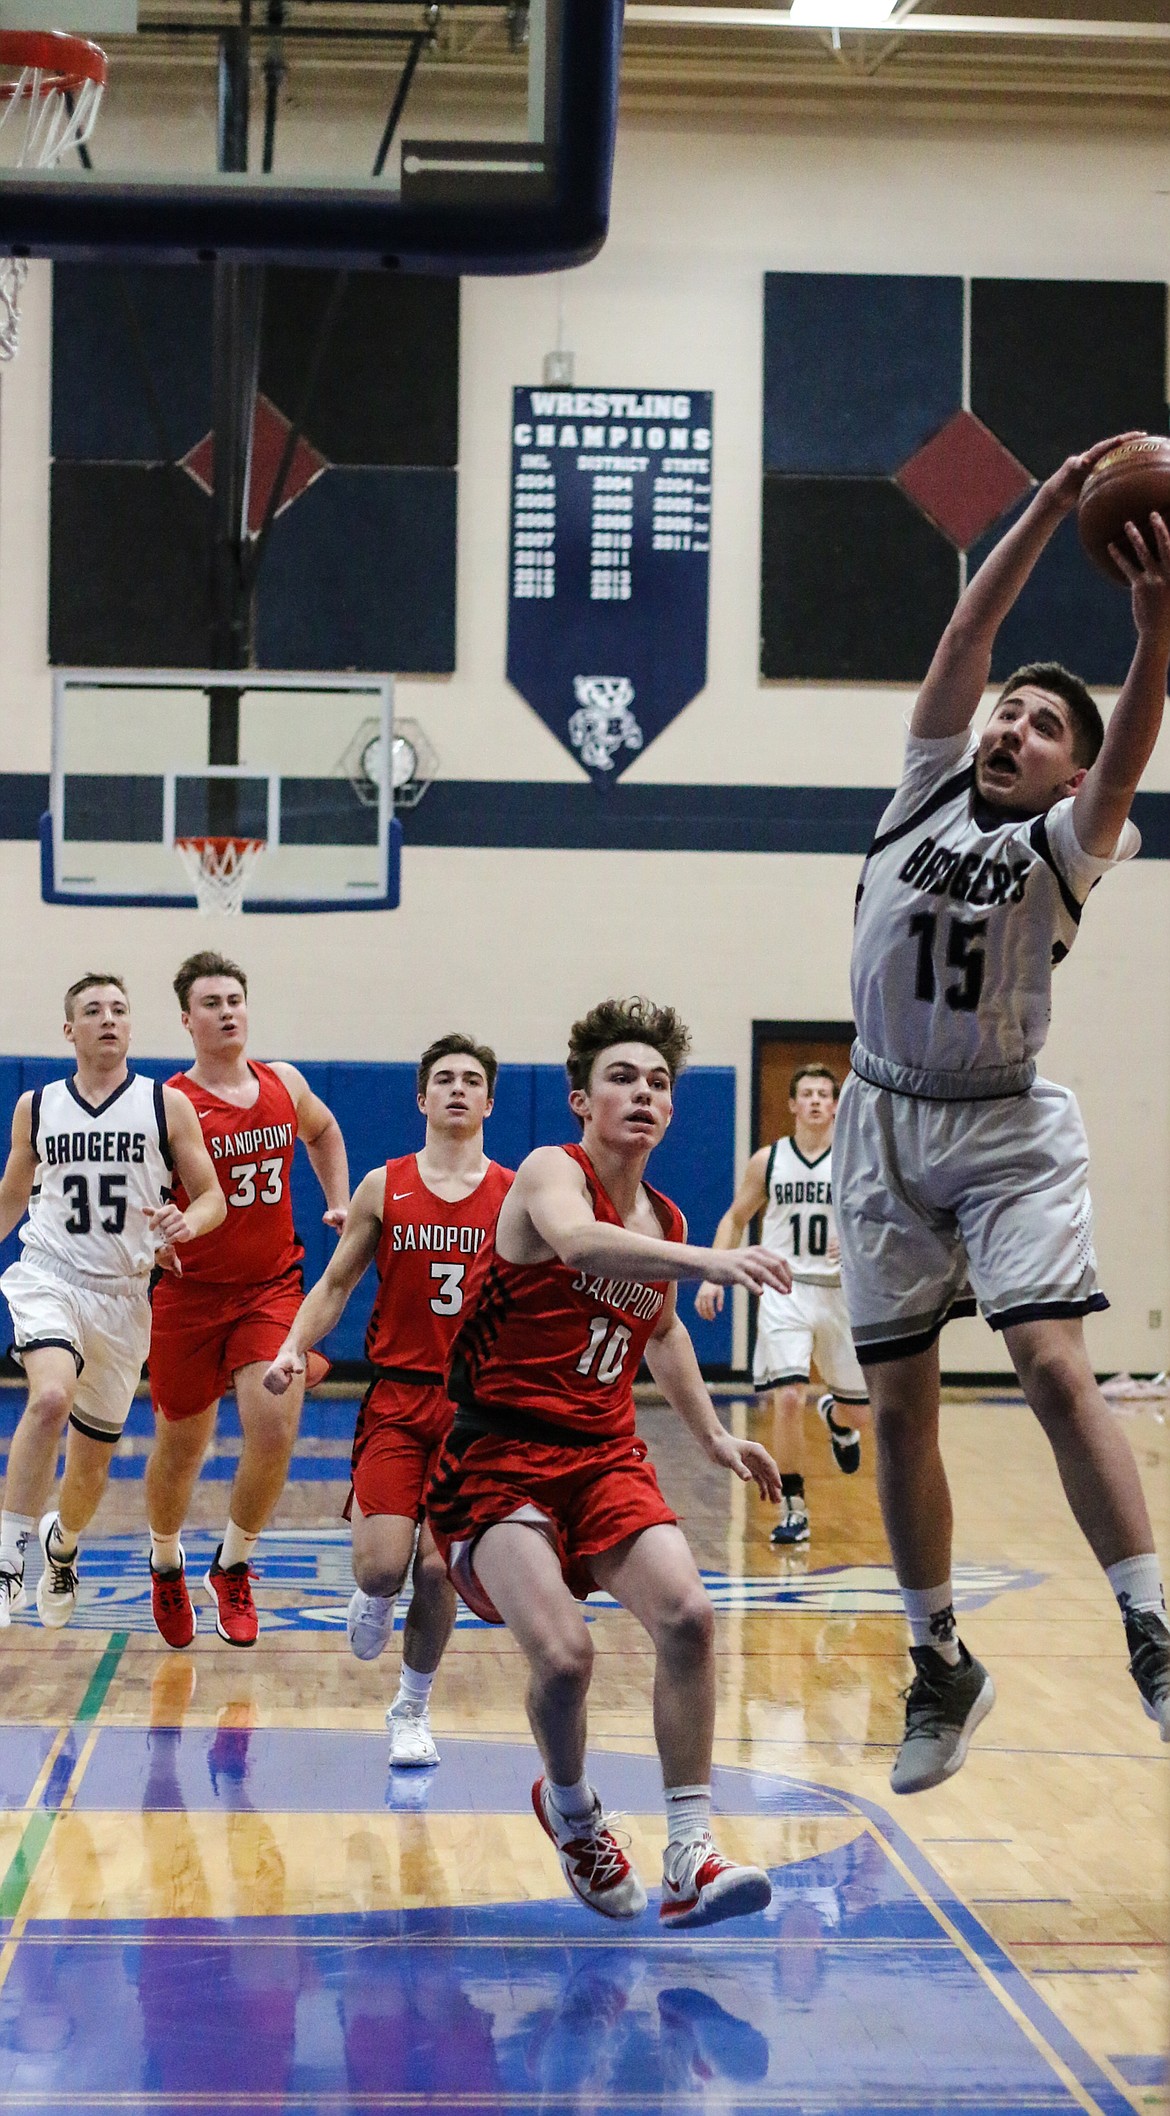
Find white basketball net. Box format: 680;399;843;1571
0;57;105;360
175;837;266;918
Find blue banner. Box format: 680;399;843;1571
506;388;712;783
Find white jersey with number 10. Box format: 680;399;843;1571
759;1136;839;1288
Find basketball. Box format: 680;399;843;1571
1077;435;1170;583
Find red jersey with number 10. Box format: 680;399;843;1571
365;1154;513;1377
446;1141;685;1441
164;1061;302;1286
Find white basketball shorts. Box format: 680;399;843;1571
2;1255;150;1440
834;1071;1105;1366
753;1280;868;1403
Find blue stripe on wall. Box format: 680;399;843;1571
11;776;1170;856
0;1058;736;1367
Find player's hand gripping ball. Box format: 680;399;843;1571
1078;436;1170;584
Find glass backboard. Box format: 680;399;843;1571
0;0;622;272
44;668;401;912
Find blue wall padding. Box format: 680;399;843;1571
0;1060;735;1371
254;468;457;675
968;499;1139;687
763;272;963;476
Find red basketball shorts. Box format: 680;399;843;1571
344;1378;453;1525
149;1269;327;1422
426;1426;677;1622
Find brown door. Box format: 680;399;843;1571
753;1021;855;1151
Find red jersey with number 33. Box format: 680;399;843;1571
446;1141;684;1440
365;1154;514;1376
163;1061;302;1286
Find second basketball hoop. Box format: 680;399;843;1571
175;835;267;918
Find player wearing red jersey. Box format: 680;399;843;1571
144;951;349;1649
426;998;791;1931
264;1033;510;1769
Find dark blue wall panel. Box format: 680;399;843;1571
764;272;963;475
0;1059;737;1373
255;468;457;675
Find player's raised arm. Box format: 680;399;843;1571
694;1146;770;1322
912;434;1146;742
149;1088;226;1246
0;1095;38;1246
516;1146;791;1295
273;1061;350;1231
645;1285;782;1501
1072;512;1170;857
263;1165;384;1394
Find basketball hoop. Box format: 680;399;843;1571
0;31;107;361
175;836;266;918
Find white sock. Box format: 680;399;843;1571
150;1531;183;1575
665;1783;712;1847
902;1582;962;1666
48;1515;78;1563
0;1510;34;1574
1107;1553;1166;1619
548;1775;595;1824
395;1664;434;1711
219;1520;258;1571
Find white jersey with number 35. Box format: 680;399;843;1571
20;1072;172;1281
759;1136;839;1287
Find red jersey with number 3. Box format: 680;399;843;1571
365;1154;514;1375
164;1061;302;1285
446;1141;684;1440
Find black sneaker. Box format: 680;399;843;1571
770;1497;809;1547
1125;1608;1170;1740
890;1642;995;1794
817;1394;861;1475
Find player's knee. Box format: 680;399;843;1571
24;1381;72;1432
659;1587;714;1661
1014;1340;1085;1423
535;1628;594;1696
412;1541;453;1607
353;1548;407;1598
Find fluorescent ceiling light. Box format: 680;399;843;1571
789;0;899;22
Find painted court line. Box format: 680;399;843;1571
0;1630;127;1981
846;1810;1123;2116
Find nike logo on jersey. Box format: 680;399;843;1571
392;1192;413;1200
898;834;1028;907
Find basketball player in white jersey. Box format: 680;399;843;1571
0;974;224;1628
696;1065;867;1546
834;434;1170;1791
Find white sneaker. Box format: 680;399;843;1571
35;1513;79;1630
347;1588;395;1661
386;1698;440;1768
0;1565;27;1628
532;1776;648;1920
659;1836;772;1929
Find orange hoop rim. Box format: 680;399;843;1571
175;835;266;856
0;31;107;98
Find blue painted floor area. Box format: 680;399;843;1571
70;1733;849;1818
0;1740;1138;2116
0;1727;54;1810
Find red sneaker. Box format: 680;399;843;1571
659;1837;772;1929
203;1549;258;1647
151;1550;196;1649
532;1777;647;1919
